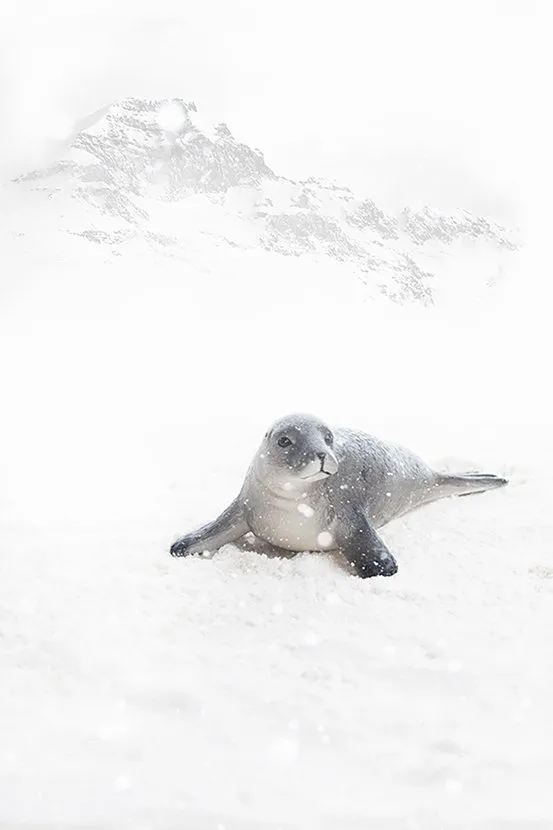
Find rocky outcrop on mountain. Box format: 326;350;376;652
346;199;399;239
13;96;520;304
399;206;517;249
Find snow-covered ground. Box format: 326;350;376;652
1;241;552;829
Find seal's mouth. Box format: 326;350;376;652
300;451;338;480
320;451;338;476
300;470;332;481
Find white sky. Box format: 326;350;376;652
1;0;551;223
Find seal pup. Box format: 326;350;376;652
170;413;507;578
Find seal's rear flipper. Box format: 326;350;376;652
436;472;508;498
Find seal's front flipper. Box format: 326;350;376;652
334;507;398;579
436;472;508;498
170;497;249;557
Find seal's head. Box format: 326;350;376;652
258;413;339;485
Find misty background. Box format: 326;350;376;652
1;0;551;225
2;0;552;432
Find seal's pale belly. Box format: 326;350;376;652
245;501;334;552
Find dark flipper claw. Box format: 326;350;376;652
351;551;398;578
170;539;192;557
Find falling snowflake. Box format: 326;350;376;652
445;778;463;794
156;101;187;133
114;774;131;792
268;736;299;763
317;531;333;548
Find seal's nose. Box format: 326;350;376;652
317;450;338;475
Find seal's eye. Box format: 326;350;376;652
324;432;333;445
277;436;292;448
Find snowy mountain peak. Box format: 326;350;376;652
76;96;275;197
12;96;520;305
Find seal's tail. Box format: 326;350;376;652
435;471;508;498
